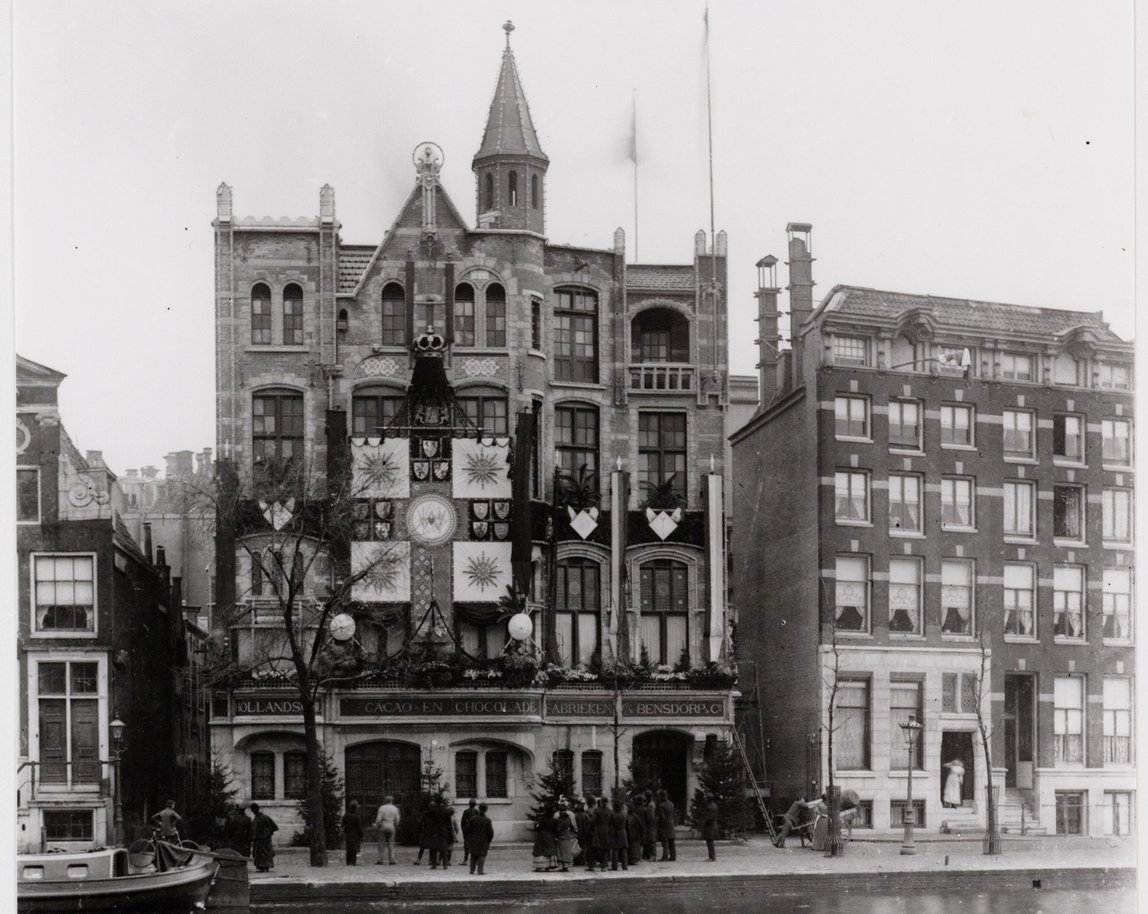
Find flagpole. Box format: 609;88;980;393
632;89;639;262
704;1;718;376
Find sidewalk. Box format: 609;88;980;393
248;835;1136;904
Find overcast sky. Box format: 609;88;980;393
12;0;1135;474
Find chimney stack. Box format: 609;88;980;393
142;466;159;481
155;545;166;568
786;223;815;382
85;450;104;467
142;522;153;562
754;255;781;404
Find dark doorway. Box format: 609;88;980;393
632;731;692;821
939;731;974;806
345;741;421;826
1004;675;1035;789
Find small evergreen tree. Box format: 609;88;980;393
184;758;239;846
292;748;345;848
528;755;576;827
398;758;447;846
622;757;662;805
687;740;749;839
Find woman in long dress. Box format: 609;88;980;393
942;759;965;808
553;799;577;872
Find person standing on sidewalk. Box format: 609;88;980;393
588;798;611;872
342;800;364;866
625;800;646;867
374;795;401;865
428;796;451;870
573;799;591;867
444;801;459;868
641;791;658;861
609;799;629;871
249;804;278;872
553;798;577;872
467;803;494;875
655;790;676;862
460;799;478;867
700;792;719;861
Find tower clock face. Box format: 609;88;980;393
405;493;458;547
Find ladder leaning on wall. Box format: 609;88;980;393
731;726;778;842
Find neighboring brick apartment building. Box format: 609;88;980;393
16;356;202;851
731;225;1135;837
210;26;734;841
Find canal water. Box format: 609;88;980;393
257;886;1136;914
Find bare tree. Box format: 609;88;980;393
971;610;1001;855
817;577;848;856
183;455;402;867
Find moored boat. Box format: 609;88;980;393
17;846;218;914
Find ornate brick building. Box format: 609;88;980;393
732;225;1135;836
210;26;734;841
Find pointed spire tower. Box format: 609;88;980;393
472;21;549;234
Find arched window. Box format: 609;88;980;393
282;284;303;346
639;559;689;666
484;174;494;211
381;283;406;347
554;288;598;382
531;174;540;210
284;750;307;799
457;385;508;437
251;283;272;345
508;171;518;207
454;283;475;346
485;283;506;347
252;388;304;485
632;308;689;363
557;558;601;667
352;386;405;436
555;403;598;478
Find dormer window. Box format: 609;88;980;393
1096;362;1131;391
1001;352;1034;382
833;335;869;367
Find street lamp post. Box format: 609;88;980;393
109;714;126;847
900;716;924;856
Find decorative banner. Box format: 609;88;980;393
453;541;512;602
351;541;411;602
452;437;512;499
259;498;295;531
568;506;599;540
646;507;682;541
351;438;410;499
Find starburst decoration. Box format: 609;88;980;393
464;552;501;592
363;553;400;594
358;452;399;492
464;450;502;489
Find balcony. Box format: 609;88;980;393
628;363;695;393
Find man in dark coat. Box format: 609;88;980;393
224;807;252;858
641;791;658;861
625;801;646;867
700;793;720;861
342;800;364;865
655;790;676;862
573;799;591;867
587;798;612;872
249;803;278;872
609;799;629;871
466;803;494;875
460;799;478;866
427;797;451;869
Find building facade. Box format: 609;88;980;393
16;356;199;851
210;28;734;842
731;225;1135;837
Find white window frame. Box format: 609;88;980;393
834;555;870;633
1103;791;1134;837
1001;351;1035;382
1102;488;1133;545
940;404;975;448
1053;676;1086;768
30;553;98;639
832;335;870;367
1102;678;1133;767
1003;480;1036;538
940;559;975;637
1102;568;1133;643
834;471;870;525
888;473;922;534
888;399;923;451
1095;362;1131;390
1052;565;1086;642
834;395;870;440
1002;409;1035;460
1053;413;1085;463
1101;418;1133;466
940;477;975;530
888;558;923;636
1003;562;1036;639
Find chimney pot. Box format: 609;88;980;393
142;522;153;563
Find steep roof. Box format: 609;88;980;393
337;247;375;294
473;43;547;164
821;285;1125;343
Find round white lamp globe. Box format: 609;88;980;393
507;613;533;642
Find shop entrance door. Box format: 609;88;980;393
939;731;975;806
632;731;693;821
345;741;422;827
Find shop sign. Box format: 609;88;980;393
621;697;726;719
233;693;313;716
544;695;616;718
340;694;542;717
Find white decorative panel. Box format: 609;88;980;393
453;542;512;602
351;540;411;602
357;357;402;378
351;438;410;499
452;437;512;499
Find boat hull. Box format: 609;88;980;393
18;857;218;914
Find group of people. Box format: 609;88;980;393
533;788;718;872
223;803;279;871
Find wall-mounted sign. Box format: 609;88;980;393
233;693;315;716
340;694;542;718
544;695;616;718
621;697;726;719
